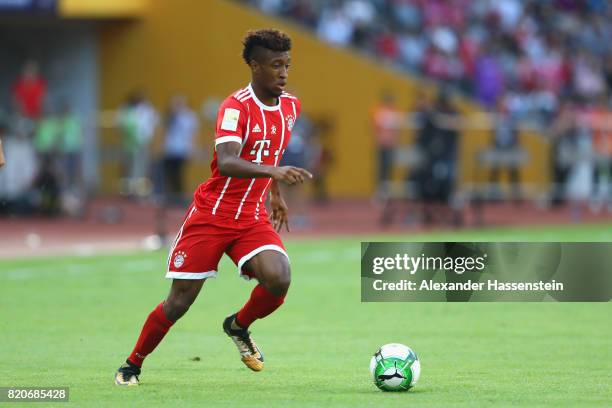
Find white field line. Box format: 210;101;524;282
0;236;159;260
1;258;160;280
1;245;362;280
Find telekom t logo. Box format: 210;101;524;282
250;139;271;164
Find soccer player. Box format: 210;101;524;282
115;29;311;386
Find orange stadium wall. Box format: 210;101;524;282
59;0;148;18
98;0;549;198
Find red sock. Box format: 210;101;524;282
236;284;285;328
127;302;174;367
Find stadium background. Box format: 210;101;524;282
0;1;610;406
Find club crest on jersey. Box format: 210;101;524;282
286;115;295;131
173;251;187;269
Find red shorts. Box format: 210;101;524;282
165;205;288;280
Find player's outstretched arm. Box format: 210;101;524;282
217;142;312;184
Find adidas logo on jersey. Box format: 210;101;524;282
252;124;261;133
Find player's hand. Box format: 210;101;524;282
271;166;312;185
270;193;290;232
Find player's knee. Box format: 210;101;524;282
164;295;194;321
164;279;203;321
264;261;291;297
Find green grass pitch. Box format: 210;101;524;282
1;224;611;407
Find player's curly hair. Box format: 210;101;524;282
242;29;291;64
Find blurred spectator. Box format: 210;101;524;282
12;60;46;120
423;44;464;87
549;100;578;206
316;2;354;47
118;91;158;197
491;0;523;31
375;26;400;62
31;105;62;216
371;91;403;196
587;95;612;210
488;97;522;201
378;90;432;225
34;106;59;164
604;54;612;95
391;0;422;30
252;0;283;14
417;90;461;223
345;0;376;48
57;101;82;193
308;117;334;204
162;94;198;204
396;27;427;70
33;156;61;216
473;44;505;109
0;124;38;215
573;51;607;101
410;91;435;199
564;111;595;219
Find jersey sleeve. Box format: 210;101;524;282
214;97;247;149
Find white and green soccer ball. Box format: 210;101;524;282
370;343;420;392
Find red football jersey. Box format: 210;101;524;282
195;84;301;221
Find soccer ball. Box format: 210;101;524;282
370;343;420;392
